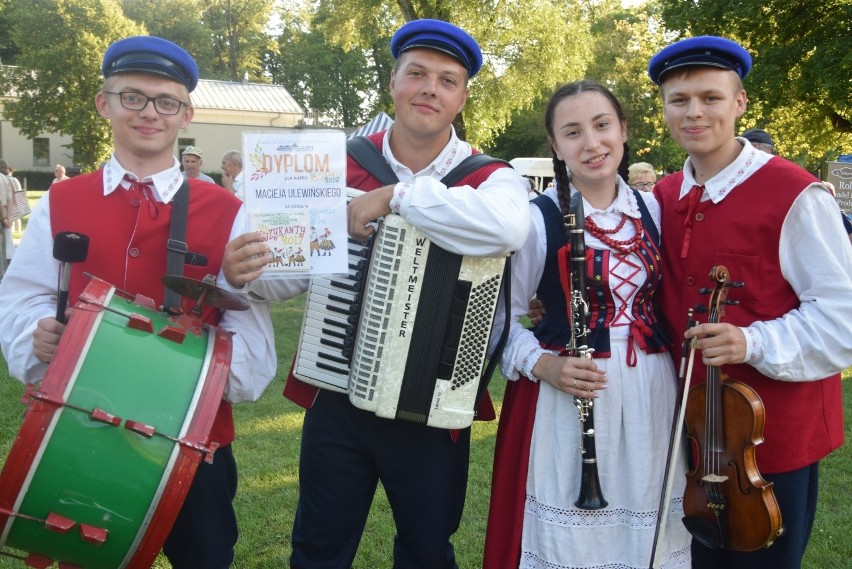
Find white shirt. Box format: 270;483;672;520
0;155;278;403
382;125;530;256
233;171;244;201
183;171;216;184
676;138;852;381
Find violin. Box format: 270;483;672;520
682;265;784;551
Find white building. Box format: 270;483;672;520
0;77;305;177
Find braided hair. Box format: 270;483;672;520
544;80;630;216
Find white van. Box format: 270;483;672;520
509;157;554;196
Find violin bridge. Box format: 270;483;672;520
701;474;729;483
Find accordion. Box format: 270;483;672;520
292;193;506;429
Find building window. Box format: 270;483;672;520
178;138;195;157
33;138;50;166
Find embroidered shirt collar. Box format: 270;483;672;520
382;125;463;179
574;176;642;219
678;137;772;203
102;154;185;203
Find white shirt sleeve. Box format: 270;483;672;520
0;192;59;383
492;200;555;381
393;166;531;257
218;204;280;403
743;184;852;380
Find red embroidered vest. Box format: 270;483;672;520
50;171;242;446
655;157;844;473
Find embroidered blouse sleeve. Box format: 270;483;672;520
494;201;556;381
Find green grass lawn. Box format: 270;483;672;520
0;202;849;567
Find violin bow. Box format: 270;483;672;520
649;309;698;568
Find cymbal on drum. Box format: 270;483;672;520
161;275;249;311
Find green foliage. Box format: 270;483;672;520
10;170;55;191
0;0;144;170
583;2;686;173
0;0;848;175
0;0;275;173
485;91;552;160
657;0;852;172
120;0;215;73
202;0;277;81
295;0;594;146
123;0;277;82
0;0;19;64
269;8;381;127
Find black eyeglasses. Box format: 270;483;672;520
634;181;655;189
103;91;187;116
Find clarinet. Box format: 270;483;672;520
564;191;608;510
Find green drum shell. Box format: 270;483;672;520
0;279;228;568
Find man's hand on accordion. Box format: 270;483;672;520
348;185;393;240
223;232;272;288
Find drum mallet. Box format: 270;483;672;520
53;231;89;324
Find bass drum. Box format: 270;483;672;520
0;277;230;568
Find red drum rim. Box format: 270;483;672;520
0;279;112;545
0;277;232;568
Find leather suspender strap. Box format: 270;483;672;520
347;136;399;185
164;179;190;311
439;153;509;187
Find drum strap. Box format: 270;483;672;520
164;179;190;312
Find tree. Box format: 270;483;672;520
268;7;379;128
124;0;277;82
203;0;277;82
584;1;686;173
302;0;593;145
0;0;20;65
485;91;553;161
0;0;144;170
489;1;687;172
658;0;852;172
120;0;214;73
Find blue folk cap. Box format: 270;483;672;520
648;36;752;86
390;19;483;78
102;36;199;92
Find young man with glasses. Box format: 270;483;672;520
0;36;276;567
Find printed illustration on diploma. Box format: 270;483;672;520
243;130;347;277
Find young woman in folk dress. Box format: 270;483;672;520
484;81;691;569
